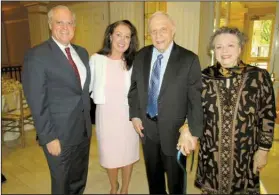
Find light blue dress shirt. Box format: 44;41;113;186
149;41;174;91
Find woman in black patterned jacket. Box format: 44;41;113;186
194;27;276;194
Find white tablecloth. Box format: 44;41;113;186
1;80;34;141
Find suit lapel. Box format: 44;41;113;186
158;43;181;100
72;45;87;69
143;46;153;94
48;39;82;91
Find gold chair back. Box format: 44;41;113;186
1;89;33;147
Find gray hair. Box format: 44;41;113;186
48;5;76;26
148;11;176;32
209;26;248;51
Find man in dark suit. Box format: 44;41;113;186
22;5;91;194
128;11;203;194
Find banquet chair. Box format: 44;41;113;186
1;65;22;82
1;89;34;147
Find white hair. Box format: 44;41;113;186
48;5;76;26
148;11;176;32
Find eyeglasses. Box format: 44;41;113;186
150;27;168;36
54;20;75;27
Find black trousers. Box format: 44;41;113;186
43;138;90;194
89;93;96;124
142;135;186;194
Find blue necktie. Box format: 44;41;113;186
147;54;163;118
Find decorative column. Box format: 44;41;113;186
144;2;166;46
23;2;49;47
214;2;222;30
199;2;215;68
224;2;231;26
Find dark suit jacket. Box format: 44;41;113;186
22;38;92;146
128;43;203;156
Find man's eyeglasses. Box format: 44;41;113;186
150;28;168;36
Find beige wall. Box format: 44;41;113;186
109;2;145;49
26;3;49;47
167;2;201;54
198;2;215;69
1;2;110;66
1;2;210;67
69;2;109;55
2;1;278;73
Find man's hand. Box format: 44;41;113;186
253;149;269;174
46;139;61;156
131;117;144;137
177;124;198;156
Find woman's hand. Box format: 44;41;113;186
253;149;269;174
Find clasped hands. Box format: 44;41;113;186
176;124;269;170
177;123;198;156
253;149;269;174
131;118;198;156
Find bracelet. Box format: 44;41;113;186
259;147;270;151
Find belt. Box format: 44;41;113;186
146;113;158;121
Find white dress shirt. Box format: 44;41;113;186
52;37;87;89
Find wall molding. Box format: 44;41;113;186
4;19;28;24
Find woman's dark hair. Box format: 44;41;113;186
97;20;139;70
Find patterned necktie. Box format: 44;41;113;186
65;47;81;83
147;54;163;118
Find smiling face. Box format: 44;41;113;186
149;14;175;53
49;7;75;46
110;24;131;56
213;33;241;68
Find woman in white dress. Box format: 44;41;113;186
89;20;139;194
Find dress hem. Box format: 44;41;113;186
100;158;140;169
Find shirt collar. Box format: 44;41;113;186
153;41;174;57
52;36;72;51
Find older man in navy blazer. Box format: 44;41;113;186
128;12;203;194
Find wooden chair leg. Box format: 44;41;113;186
1;122;4;146
20;120;25;148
